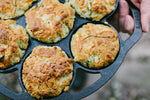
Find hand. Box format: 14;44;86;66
109;0;150;34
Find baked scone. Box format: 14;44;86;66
0;0;37;19
71;23;119;69
0;20;29;69
22;46;74;99
25;0;75;43
68;0;116;21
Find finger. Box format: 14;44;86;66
141;13;149;32
124;15;134;34
131;0;141;9
140;0;150;32
119;0;129;17
119;0;130;32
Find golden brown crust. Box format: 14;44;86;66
25;0;75;43
71;23;119;69
22;46;73;99
68;0;116;21
0;20;29;69
0;0;37;19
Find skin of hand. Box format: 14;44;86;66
109;0;150;34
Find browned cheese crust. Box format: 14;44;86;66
0;0;37;19
25;0;75;43
22;46;74;99
71;23;119;69
68;0;116;21
0;20;29;69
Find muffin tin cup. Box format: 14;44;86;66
0;0;142;100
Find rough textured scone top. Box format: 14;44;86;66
68;0;116;21
22;46;73;99
71;23;119;69
25;0;75;43
0;0;37;19
0;20;29;69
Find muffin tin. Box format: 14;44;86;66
0;0;142;100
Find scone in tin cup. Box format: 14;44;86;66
71;23;120;69
0;0;142;100
25;0;75;43
0;0;37;19
22;46;74;99
0;20;29;69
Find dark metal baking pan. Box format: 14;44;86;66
0;0;142;100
